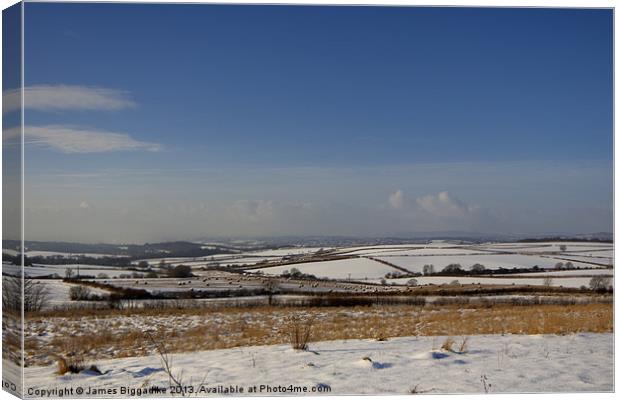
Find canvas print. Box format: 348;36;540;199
2;3;614;397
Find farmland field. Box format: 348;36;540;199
5;239;614;396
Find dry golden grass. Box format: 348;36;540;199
3;314;23;366
25;302;612;367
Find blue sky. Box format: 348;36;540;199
12;4;613;242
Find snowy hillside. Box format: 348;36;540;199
24;333;612;395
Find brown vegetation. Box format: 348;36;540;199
23;301;612;367
286;315;314;350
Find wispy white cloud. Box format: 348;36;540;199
4;125;162;153
388;189;405;209
3;85;136;114
414;191;498;231
416;191;473;218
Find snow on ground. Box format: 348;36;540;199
377;248;497;256
476;242;612;253
136;248;327;267
342;248;495;257
219;257;280;266
375;276;611;289
568;249;614;258
134;256;223;266
553;255;613;266
23;333;613;395
515;268;613;277
376;254;597;274
254;258;400;280
335;241;462;254
247;248;329;257
133;242;613;272
2;264;138;278
38;279;110;308
25;251;123;259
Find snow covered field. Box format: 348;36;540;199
248;248;329;257
254;258;400;280
515;269;613;277
377;275;611;289
474;242;612;253
246;241;613;280
375;254;597;273
2;264;138;278
25;251;122;259
23;333;613;395
39;280;110;308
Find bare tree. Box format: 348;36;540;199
589;276;611;291
423;264;435;276
3;276;50;312
263;279;280;306
69;285;92;301
543;277;553;287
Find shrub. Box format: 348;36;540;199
423;264;435;275
280;268;317;280
57;356;101;375
69;285;92;301
167;265;193;278
96;273;109;279
471;263;486;273
441;337;455;352
57;355;83;375
442;264;464;274
589;276;612;291
286;315;314;351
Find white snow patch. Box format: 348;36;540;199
23;333;613;395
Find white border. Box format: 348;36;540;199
0;2;616;400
